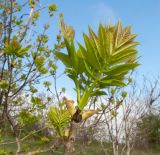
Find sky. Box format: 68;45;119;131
34;0;160;98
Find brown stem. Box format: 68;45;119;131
64;121;80;155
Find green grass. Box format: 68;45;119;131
0;136;160;155
131;150;160;155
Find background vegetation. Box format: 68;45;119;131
0;0;160;155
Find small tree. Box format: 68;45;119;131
0;0;61;153
48;20;140;155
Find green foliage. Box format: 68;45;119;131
48;60;57;70
29;85;38;93
0;80;9;90
0;149;7;155
43;81;51;88
4;36;31;57
17;111;41;127
32;11;40;24
29;0;36;8
47;106;71;137
61;87;66;93
121;91;127;98
136;114;160;145
31;96;46;110
34;56;48;74
59;18;75;42
111;111;118;117
56;22;139;110
39;136;50;144
48;4;57;16
37;34;48;44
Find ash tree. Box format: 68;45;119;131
48;19;140;155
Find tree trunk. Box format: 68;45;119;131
125;149;130;155
64;121;80;155
113;141;119;155
125;141;130;155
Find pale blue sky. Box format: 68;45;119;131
35;0;160;98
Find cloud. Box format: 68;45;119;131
91;2;117;28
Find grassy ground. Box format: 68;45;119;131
0;135;160;155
